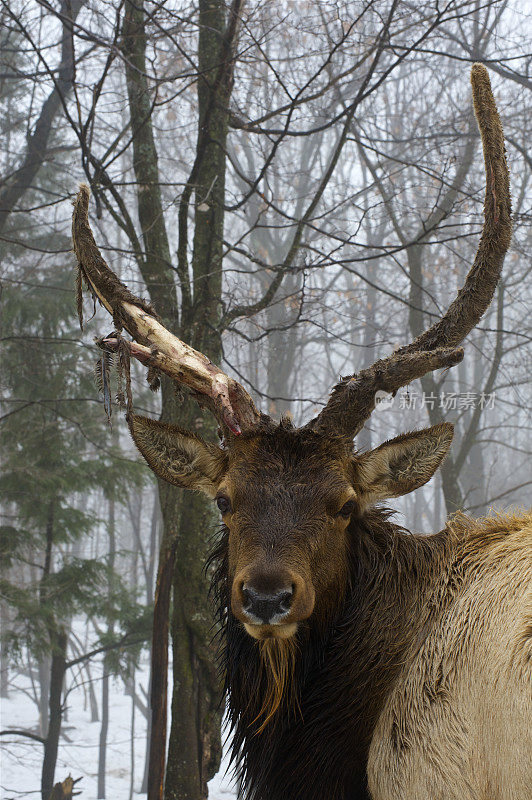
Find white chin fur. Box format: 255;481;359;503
244;622;298;640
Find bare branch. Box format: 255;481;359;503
0;0;85;234
396;64;511;355
0;729;46;744
308;64;511;439
72;185;261;434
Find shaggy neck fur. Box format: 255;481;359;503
211;508;456;800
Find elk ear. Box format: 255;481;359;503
352;423;453;508
128;415;227;497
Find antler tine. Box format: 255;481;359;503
72;184;261;435
307;64;511;439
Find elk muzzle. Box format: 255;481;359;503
232;565;315;639
242;585;293;623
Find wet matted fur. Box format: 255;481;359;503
210;509;532;800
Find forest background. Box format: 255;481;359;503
1;1;530;799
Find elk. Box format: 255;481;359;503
72;65;530;800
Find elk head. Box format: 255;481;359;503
72;65;510;650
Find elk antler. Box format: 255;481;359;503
72;185;261;435
307;64;512;439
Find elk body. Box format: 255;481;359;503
72;66;531;800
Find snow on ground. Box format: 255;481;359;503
0;650;237;800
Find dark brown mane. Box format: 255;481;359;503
209;508;456;800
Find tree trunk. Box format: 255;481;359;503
439;455;464;513
86;663;99;722
121;0;179;789
129;670;136;800
120;1;238;796
0;0;84;234
38;657;51;738
355;268;378;454
98;496;115;798
140;666;153;794
140;485;159;798
38;499;55;738
41;630;67;800
406;243;465;513
147;489;160;604
165;0;239;794
164;405;222;799
147;486;178;800
97;664;110;799
266;272;300;419
0;602;8;698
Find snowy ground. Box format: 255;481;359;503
0;651;237;800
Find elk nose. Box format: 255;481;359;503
242;584;293;624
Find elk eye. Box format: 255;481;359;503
216;495;232;514
338;499;356;518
